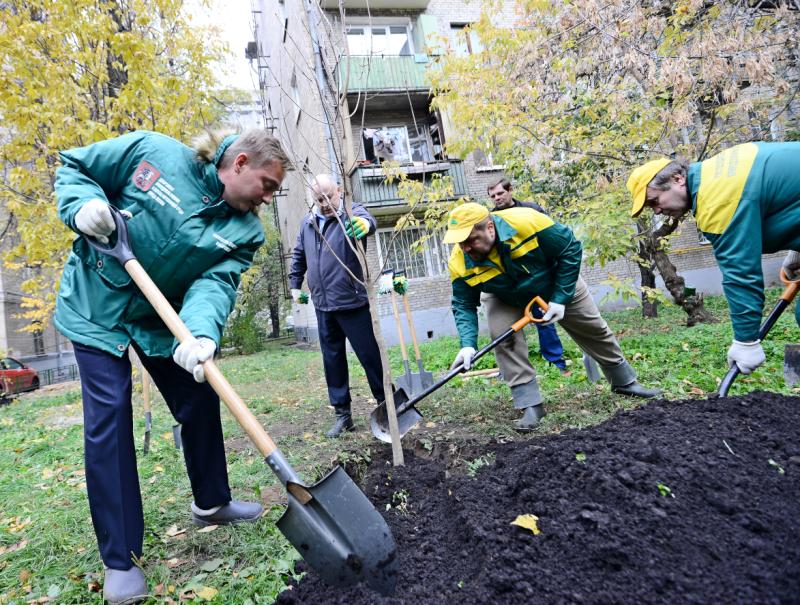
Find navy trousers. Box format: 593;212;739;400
315;305;385;408
533;305;567;369
73;341;231;571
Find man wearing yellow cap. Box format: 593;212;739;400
628;142;800;375
445;202;660;431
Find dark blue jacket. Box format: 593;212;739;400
289;204;377;312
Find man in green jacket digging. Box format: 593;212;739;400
628;141;800;375
445;203;660;432
55;129;291;605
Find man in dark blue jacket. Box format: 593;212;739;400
289;174;385;437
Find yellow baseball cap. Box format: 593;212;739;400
443;203;490;244
627;158;671;218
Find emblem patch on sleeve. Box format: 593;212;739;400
132;161;161;192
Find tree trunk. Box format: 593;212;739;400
639;218;718;326
269;301;280;338
636;228;658;318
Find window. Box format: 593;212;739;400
346;24;412;56
365;125;434;164
377;227;450;279
33;328;44;356
450;23;483;56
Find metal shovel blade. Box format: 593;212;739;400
143;411;152;455
784;344;800;387
369;389;423;444
277;466;398;595
416;360;434;390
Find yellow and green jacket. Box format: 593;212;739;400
689;142;800;341
449;207;582;348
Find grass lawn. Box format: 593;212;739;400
1;289;798;604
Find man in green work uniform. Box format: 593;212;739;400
55;128;291;604
445;203;660;431
628;141;800;375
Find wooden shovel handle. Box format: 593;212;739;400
125;259;277;457
390;291;409;362
401;293;422;360
142;370;151;414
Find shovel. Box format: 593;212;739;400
389;289;415;396
717;267;800;397
371;296;548;443
87;208;398;595
142;369;152;454
399;278;434;392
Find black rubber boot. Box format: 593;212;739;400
514;404;547;432
612;381;662;398
602;360;662;399
326;405;354;438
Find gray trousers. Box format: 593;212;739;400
483;277;625;388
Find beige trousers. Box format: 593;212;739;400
483;277;624;387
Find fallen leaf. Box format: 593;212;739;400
302;432;314;440
511;514;541;535
166;558;182;568
199;558;224;572
195;586;218;601
19;569;31;582
165;525;186;537
425;422;437;428
154;465;164;472
0;539;28;555
197;524;218;533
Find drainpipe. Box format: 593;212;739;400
304;0;340;182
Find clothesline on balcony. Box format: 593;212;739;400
351;160;456;177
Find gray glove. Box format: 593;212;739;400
727;340;765;375
782;251;800;281
173;337;216;382
75;199;115;243
451;346;477;371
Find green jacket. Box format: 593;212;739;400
689;142;800;341
449;207;582;348
55;131;265;357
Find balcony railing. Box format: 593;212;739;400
350;160;467;209
337;55;434;93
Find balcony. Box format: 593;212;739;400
337;55;433;94
321;0;429;8
350;160;467;210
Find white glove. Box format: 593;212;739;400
451;346;477;371
782;251;800;281
727;340;765;375
541;302;565;326
75;199;115;243
291;288;302;303
173;337;216;383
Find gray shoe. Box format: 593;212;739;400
191;500;264;526
514;404;546;432
612;381;662;399
103;567;148;605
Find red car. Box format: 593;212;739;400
0;357;40;396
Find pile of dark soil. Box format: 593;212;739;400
277;392;800;604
